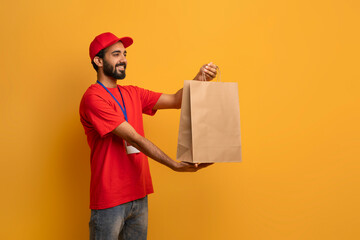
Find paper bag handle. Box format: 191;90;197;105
202;65;221;82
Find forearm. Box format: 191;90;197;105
128;134;178;170
174;88;183;109
112;121;203;172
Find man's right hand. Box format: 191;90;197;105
173;161;214;172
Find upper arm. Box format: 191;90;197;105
153;89;183;110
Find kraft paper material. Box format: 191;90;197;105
177;80;242;163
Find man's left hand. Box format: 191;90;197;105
194;62;218;81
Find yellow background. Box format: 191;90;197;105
1;0;359;239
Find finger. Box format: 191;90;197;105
205;64;217;73
207;62;217;70
181;161;199;169
188;165;199;172
207;69;217;78
206;63;217;72
180;164;198;172
201;64;208;72
181;161;194;167
202;64;216;75
204;69;216;79
204;68;217;78
204;65;217;75
201;66;210;74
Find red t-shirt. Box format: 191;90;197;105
79;83;162;209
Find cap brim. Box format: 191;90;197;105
118;37;133;48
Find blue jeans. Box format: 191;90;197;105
89;196;148;240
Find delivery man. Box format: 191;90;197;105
80;32;218;240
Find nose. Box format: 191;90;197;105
120;54;127;64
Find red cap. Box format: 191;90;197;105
89;32;133;61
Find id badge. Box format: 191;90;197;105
124;141;140;154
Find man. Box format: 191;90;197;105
80;32;218;240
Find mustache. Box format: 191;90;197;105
115;63;127;69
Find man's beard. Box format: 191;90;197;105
103;59;126;80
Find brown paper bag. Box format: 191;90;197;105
176;79;242;163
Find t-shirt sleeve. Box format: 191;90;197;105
82;94;126;137
136;87;162;116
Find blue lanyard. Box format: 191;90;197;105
96;81;128;122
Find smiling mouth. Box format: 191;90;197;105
117;66;125;71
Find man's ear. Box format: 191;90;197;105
93;56;103;68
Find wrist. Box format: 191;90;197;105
193;72;202;81
170;161;179;171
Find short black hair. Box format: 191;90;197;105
91;48;106;72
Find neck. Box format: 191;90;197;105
97;71;117;88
